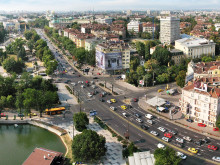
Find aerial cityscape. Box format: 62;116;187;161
0;0;220;165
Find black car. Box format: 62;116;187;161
173;142;183;148
134;113;141;118
202;138;210;144
169;130;178;135
186;119;193;123
99;98;104;102
93;77;98;79
194;140;203;146
140;125;148;130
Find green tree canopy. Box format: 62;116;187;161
72;129;107;163
175;70;186;88
152;46;171;65
73;112;89;132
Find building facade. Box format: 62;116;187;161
160;17;180;44
96;41;130;73
127;20;142;33
175;37;216;59
142;22;157;34
180;77;220;127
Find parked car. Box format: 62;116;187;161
91;85;96;89
183;136;192;142
174;142;184;148
87;93;93;98
140;125;148;130
122;112;128;118
208;145;218;151
147;120;153;125
0;113;6;117
186;119;193;123
157;143;165;149
194;140;202;146
133;98;138;102
169;130;178;135
93;77;98;79
110;106;117;111
213;127;219;131
134;113;141;118
164;133;173;138
99;98;104;102
198;123;206;127
212;156;220;162
18;113;24;117
176;138;184;144
110;99;116;103
107;100;112;104
150;131;159;136
81;85;85;88
176;152;187;160
162;137;170;142
202;138;210;144
121;105;127;110
157;127;166;132
136;118;143;123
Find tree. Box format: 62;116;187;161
152;46;171;65
2;57;25;74
72;129;107;163
136;65;145;78
15;92;24;114
156;73;170;84
216;115;220;129
154;147;182;165
145;43;151;61
130;57;140;72
136;42;145;57
123;142;139;158
202;56;213;62
175;70;186;88
73;112;89;132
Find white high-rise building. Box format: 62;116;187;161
127;20;142;33
160;17;180;45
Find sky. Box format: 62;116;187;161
0;0;220;11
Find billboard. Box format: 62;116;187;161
96;51;122;70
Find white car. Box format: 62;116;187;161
81;85;85;88
176;152;187;160
157;127;166;132
212;156;220;162
176;138;184;144
136;118;143;123
71;82;76;86
87;93;93;98
107;100;112;104
147;119;153;125
91;85;96;89
162;137;170;142
110;106;117;111
183;136;192;142
122;112;128;118
145;113;153;119
157;143;165;149
78;81;81;84
150;131;159;136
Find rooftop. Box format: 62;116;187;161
175;37;215;47
193;61;220;74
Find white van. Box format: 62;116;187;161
145;114;153;119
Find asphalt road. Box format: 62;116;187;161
36;29;219;165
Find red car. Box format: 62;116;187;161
164;133;173;138
213;127;219;131
208;145;218;151
97;73;101;75
133;98;138;102
198;123;206;127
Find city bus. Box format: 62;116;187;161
45;107;65;115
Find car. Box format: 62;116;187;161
157;143;165;149
150;131;159;136
208;145;218;151
162;137;170;142
122;112;128;118
188;147;198;154
136;118;143;123
0;113;6;117
121;105;127;110
194;140;202;146
202;138;210;144
173;142;184;148
78;81;82;84
18;113;24;117
91;85;96;89
169;130;178;135
110;106;117;111
176;152;187;160
81;85;85;88
176;138;184;144
134;113;141;118
140;125;148;130
97;72;101;75
107;100;112;104
78;74;81;77
71;82;76;86
93;77;98;79
146;119;154;125
145;114;153;119
157;127;166;132
164;133;173;138
212;156;220;162
213;127;219;131
99;98;104;102
198;123;206;127
110;99;116;103
133;98;138;102
183;136;192;142
72;71;75;74
186;119;193;123
87;93;93;98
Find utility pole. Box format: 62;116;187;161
153;71;155;86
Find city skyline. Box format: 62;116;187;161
0;0;220;12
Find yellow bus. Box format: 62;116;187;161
45;107;65;115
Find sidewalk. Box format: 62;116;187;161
138;97;220;139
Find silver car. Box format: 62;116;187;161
212;156;220;162
150;131;159;136
176;138;184;143
157;127;166;132
162;137;170;142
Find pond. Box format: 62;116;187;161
0;124;66;165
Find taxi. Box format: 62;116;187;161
110;99;116;103
121;105;127;110
188;148;198;154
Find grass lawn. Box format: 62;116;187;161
8;54;18;60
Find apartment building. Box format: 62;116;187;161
175;37;216;59
127;20;142;33
215;23;220;31
142;22;157;34
3;20;20;31
186;61;220;83
49;18;73;28
160;17;180;44
180;77;220;127
95;17;112;24
85;39;104;51
96;41;130;73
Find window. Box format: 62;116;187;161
214;100;217;104
205;97;208;101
